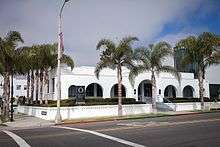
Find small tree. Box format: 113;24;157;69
129;42;181;113
0;31;24;120
176;32;220;110
95;36;138;116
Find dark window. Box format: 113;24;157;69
47;80;49;93
52;78;55;93
16;85;21;90
68;85;76;98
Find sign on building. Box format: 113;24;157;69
75;86;85;104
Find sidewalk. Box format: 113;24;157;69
1;113;54;130
1;110;219;129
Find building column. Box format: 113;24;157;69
94;84;97;97
141;82;144;101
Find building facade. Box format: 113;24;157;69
0;75;27;98
43;64;210;102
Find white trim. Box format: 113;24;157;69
3;130;31;147
53;126;146;147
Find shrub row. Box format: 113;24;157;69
163;97;219;103
21;98;145;107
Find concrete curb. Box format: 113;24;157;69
60;110;220;125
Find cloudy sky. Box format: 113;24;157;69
0;0;220;83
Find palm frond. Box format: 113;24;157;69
129;65;146;87
151;41;172;63
118;36;138;49
95;57;114;79
96;39;116;50
5;31;24;45
204;50;220;68
0;62;4;74
158;65;181;83
61;54;74;70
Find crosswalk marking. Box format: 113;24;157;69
3;130;31;147
53;126;146;147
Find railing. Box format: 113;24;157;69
158;97;176;111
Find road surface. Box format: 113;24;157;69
0;112;220;147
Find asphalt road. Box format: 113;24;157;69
1;112;220;147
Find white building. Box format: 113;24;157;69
0;64;210;102
0;75;27;98
43;64;210;102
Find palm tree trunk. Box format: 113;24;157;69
10;74;14;122
198;68;204;111
2;71;10;121
151;71;157;113
117;66;122;117
27;70;30;103
30;70;34;104
39;69;43;104
43;69;48;105
35;70;39;102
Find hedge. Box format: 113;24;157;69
22;98;145;107
163;97;219;103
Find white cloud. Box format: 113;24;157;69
0;0;202;66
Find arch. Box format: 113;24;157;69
68;85;76;98
183;85;194;98
110;84;126;98
138;80;152;102
164;85;177;98
86;83;103;97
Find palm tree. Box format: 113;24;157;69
0;31;24;120
95;36;138;116
175;32;220;110
129;42;181;113
18;43;74;105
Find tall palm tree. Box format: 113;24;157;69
16;46;33;103
95;36;138;116
175;32;220;110
0;31;24;120
129;42;181;113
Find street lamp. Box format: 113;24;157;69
55;0;70;124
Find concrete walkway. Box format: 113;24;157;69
0;110;214;130
1;113;54;130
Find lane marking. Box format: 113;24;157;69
3;130;31;147
53;126;146;147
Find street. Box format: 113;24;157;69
0;112;220;147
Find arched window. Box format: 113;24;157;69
164;85;177;98
138;80;152;102
183;85;194;98
86;83;103;97
68;85;76;98
110;84;126;98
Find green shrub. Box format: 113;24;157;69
163;97;213;103
17;96;26;105
24;98;144;107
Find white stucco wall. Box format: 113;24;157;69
0;75;27;98
18;104;152;120
45;65;210;101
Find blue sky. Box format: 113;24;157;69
0;0;220;83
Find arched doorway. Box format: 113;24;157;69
164;85;176;98
110;84;126;98
68;85;76;98
138;80;152;102
86;83;103;98
183;85;194;98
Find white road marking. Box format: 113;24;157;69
3;130;31;147
53;126;146;147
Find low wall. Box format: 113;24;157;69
157;102;220;111
17;104;152;121
17;102;220;121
